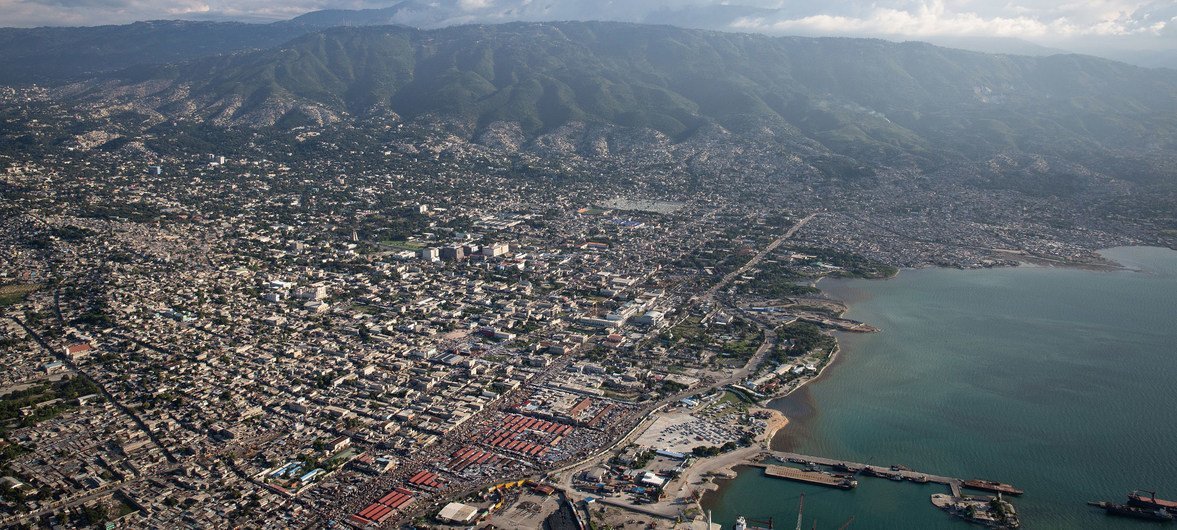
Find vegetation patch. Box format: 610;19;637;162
0;283;40;307
773;322;837;361
379;240;425;251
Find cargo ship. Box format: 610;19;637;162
963;479;1024;496
1088;501;1175;522
1129;490;1177;513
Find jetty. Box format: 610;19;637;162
767;451;1021;498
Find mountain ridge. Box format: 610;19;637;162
61;22;1177;172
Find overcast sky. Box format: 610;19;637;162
2;0;1174;52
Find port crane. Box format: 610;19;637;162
795;493;804;530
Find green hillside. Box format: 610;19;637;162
81;22;1177;168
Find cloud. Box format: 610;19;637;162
0;0;1172;53
729;0;1170;40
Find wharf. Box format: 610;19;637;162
767;451;1002;498
759;464;856;489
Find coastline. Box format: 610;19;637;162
697;246;1177;530
693;339;843;510
675;408;786;510
684;270;865;510
697;252;1115;506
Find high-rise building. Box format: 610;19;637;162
482;242;510;257
440;246;465;261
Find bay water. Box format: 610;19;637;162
704;246;1177;529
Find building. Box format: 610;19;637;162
326;436;351;454
482;242;509;257
65;343;94;360
634;310;665;326
440;246;465;261
419;247;440;261
295;285;328;301
437;502;479;524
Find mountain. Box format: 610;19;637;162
919;37;1070;58
287;1;441;28
0;20;316;85
0;2;428;86
71;22;1177;170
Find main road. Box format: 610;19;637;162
549;212;817;498
702;213;818;302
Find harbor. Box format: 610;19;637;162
764;451;1024;499
745;451;1024;528
705;248;1177;529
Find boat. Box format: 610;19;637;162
963;479;1024;496
1089;501;1175;522
1128;490;1177;513
732;515;773;530
833;462;863;473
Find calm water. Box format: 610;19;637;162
704;246;1177;529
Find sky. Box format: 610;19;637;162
1;0;1174;54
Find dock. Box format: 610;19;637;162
767;451;1016;498
759;464;857;489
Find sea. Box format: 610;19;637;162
703;246;1177;529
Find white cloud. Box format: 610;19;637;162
0;0;1172;53
458;0;492;10
729;0;1168;39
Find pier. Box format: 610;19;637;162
765;451;1019;498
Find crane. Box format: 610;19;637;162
795;493;805;530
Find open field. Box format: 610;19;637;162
0;284;40;307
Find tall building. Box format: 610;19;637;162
420;247;440;261
440;246;465;261
482;242;509;257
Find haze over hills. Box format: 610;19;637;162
2;1;1175;87
2;16;1176;217
0;21;310;85
56;22;1177;179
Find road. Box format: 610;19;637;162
702;212;818;303
8;317;178;463
549;213;817;501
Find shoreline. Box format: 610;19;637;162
690;245;1172;526
674;407;786;513
688;340;845;514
